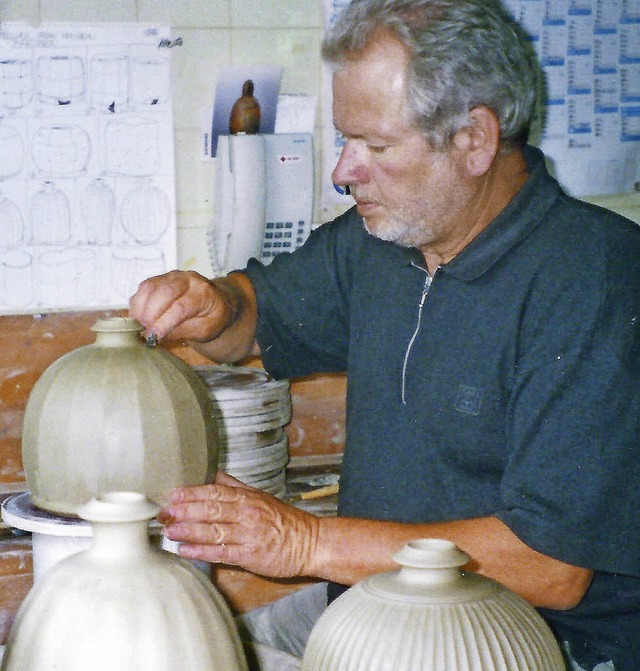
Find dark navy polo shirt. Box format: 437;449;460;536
244;146;640;670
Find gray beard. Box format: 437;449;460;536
362;215;437;250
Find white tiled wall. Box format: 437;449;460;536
1;0;638;279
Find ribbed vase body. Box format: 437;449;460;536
302;539;566;671
21;318;218;515
303;582;566;671
0;493;247;671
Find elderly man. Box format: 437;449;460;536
130;1;640;668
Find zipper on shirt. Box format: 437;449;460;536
401;265;435;404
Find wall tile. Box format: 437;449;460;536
173;128;215;216
176;223;214;276
39;0;136;22
171;28;230;130
231;28;321;96
232;0;321;29
0;0;39;23
138;0;230;28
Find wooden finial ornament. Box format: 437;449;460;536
229;79;261;134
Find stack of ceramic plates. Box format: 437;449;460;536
195;365;292;498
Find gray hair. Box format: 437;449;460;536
322;0;540;149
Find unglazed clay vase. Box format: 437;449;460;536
21;317;218;516
0;492;248;671
302;538;566;671
229;79;261;134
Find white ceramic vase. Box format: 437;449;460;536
302;538;566;671
0;492;248;671
21;317;218;515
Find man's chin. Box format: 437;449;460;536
362;217;420;249
363;217;397;243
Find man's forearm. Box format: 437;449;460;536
311;514;593;610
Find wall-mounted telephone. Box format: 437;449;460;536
209;132;314;275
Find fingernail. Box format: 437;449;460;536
157;509;174;524
170;488;185;503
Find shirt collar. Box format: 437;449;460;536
440;145;564;281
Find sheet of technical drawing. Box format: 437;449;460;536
0;22;177;315
503;0;640;196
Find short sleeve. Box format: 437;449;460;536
243;208;362;379
497;220;640;576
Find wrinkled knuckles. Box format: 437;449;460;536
208;524;227;546
201;500;224;520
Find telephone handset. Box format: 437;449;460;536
210;134;267;274
209;133;314;276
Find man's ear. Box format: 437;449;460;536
452;106;501;177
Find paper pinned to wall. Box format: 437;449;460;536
0;22;177;315
503;0;640;196
275;94;317;134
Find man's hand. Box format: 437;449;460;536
158;471;321;578
159;473;593;611
129;270;233;341
129;270;258;362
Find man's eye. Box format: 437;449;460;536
368;144;388;154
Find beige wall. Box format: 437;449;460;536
1;0;638;281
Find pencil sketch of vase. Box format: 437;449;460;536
0;195;24;247
0;125;24;178
105;116;159;176
32;124;91;176
80;178;115;245
90;54;129;111
120;181;171;244
30;182;71;245
37;248;97;307
2;250;34;308
37;55;85;106
130;56;170;106
0;59;33;110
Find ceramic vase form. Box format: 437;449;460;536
21;317;218;516
0;492;248;671
229;79;261;134
302;538;566;671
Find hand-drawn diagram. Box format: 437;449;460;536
120;180;171;244
0;23;177;314
80;177;115;245
0;58;34;110
37;54;85;106
32;123;91;175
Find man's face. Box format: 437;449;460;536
331;33;473;252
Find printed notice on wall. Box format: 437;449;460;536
322;0;640;200
504;0;640;196
0;23;177;315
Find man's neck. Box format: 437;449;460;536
421;148;529;274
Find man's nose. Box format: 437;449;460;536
331;140;366;188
